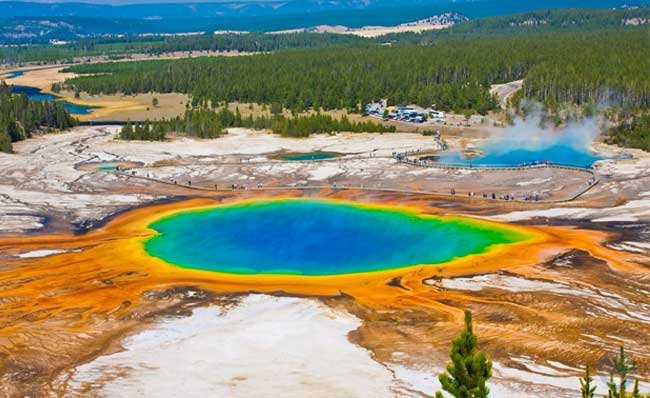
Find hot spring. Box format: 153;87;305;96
144;200;530;276
280;152;341;161
436;128;604;168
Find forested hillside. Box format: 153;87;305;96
62;28;648;114
609;112;650;151
0;82;77;153
384;7;648;42
521;31;648;108
1;8;646;64
0;33;366;64
63;44;499;114
1;0;639;44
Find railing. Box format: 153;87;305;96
113;163;599;204
392;150;595;171
392;150;600;203
102;144;600;204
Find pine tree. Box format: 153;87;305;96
119;121;134;140
0;130;12;153
608;374;617;398
234;107;242;126
270;102;283;115
6;120;23;142
580;365;597;398
436;310;492;398
607;347;636;398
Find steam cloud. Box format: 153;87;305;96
486;103;603;153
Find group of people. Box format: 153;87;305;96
449;188;541;202
229;183;264;191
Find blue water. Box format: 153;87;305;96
11;85;57;101
281;152;340;161
144;200;529;276
10;85;98;116
4;71;24;79
438;144;603;168
437;142;603;168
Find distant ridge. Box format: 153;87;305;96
269;12;470;37
0;0;641;20
0;0;645;44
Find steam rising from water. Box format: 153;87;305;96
439;108;605;167
488;111;601;153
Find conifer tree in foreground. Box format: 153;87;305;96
580;365;597;398
436;310;492;398
607;346;636;398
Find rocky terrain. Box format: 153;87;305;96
0;125;649;398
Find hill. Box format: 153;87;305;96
0;0;645;44
2;7;647;64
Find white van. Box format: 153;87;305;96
430;110;445;119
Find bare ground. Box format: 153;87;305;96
0;126;649;397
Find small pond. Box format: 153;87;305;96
280;152;341;161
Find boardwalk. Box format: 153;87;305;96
392;150;600;203
114;151;599;204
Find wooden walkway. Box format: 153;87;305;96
115;165;599;204
391;151;600;203
106;146;600;204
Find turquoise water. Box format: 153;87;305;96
145;200;528;276
436;129;604;168
97;165;118;171
10;85;98;116
437;143;602;168
281;152;340;161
